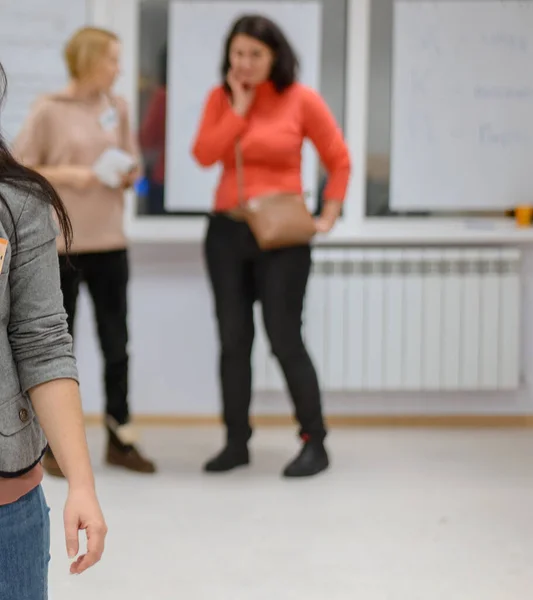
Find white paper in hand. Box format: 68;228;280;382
92;148;136;188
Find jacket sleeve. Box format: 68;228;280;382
301;87;351;202
8;193;79;393
191;87;248;166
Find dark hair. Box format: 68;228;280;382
0;63;72;251
221;14;299;93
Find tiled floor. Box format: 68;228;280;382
45;426;533;599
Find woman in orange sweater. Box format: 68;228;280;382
192;15;351;478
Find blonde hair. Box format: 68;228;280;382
64;27;119;79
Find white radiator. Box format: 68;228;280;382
252;247;521;392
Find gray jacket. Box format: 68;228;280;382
0;184;78;477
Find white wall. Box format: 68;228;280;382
75;243;533;417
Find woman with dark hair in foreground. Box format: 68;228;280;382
0;62;106;598
192;15;351;477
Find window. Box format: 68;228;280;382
135;0;349;217
365;0;511;220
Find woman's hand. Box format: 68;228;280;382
314;216;336;234
315;200;343;233
64;486;107;575
29;379;105;575
227;69;255;116
120;167;140;191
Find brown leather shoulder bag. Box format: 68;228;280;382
235;142;317;250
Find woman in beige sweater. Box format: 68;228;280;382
15;27;155;476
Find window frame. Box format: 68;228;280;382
91;0;533;245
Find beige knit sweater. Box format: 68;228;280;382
13;92;140;254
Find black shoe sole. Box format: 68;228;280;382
203;459;250;473
282;459;330;478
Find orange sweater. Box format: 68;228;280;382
191;81;351;212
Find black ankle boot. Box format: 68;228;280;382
283;437;329;478
203;443;249;473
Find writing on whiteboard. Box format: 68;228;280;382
474;85;533;100
391;1;533;211
479;124;531;148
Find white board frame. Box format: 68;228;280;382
390;0;533;213
97;0;533;245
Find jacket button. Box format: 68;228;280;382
19;408;29;423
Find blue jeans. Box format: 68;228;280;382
0;485;50;599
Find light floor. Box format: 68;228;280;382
45;426;533;600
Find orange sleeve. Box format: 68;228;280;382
301;87;351;201
191;87;248;167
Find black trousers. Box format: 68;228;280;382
204;214;326;444
59;250;130;426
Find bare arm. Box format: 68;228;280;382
30;379;106;574
29;379;94;490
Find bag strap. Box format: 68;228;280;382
235;141;245;208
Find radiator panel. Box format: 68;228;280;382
251;247;521;392
422;249;442;390
384;250;404;390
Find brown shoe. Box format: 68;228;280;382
105;417;156;474
42;448;65;478
106;442;157;474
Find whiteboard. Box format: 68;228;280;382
390;1;533;211
166;0;322;212
0;0;88;144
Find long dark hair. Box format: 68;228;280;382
221;14;299;94
0;63;72;251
